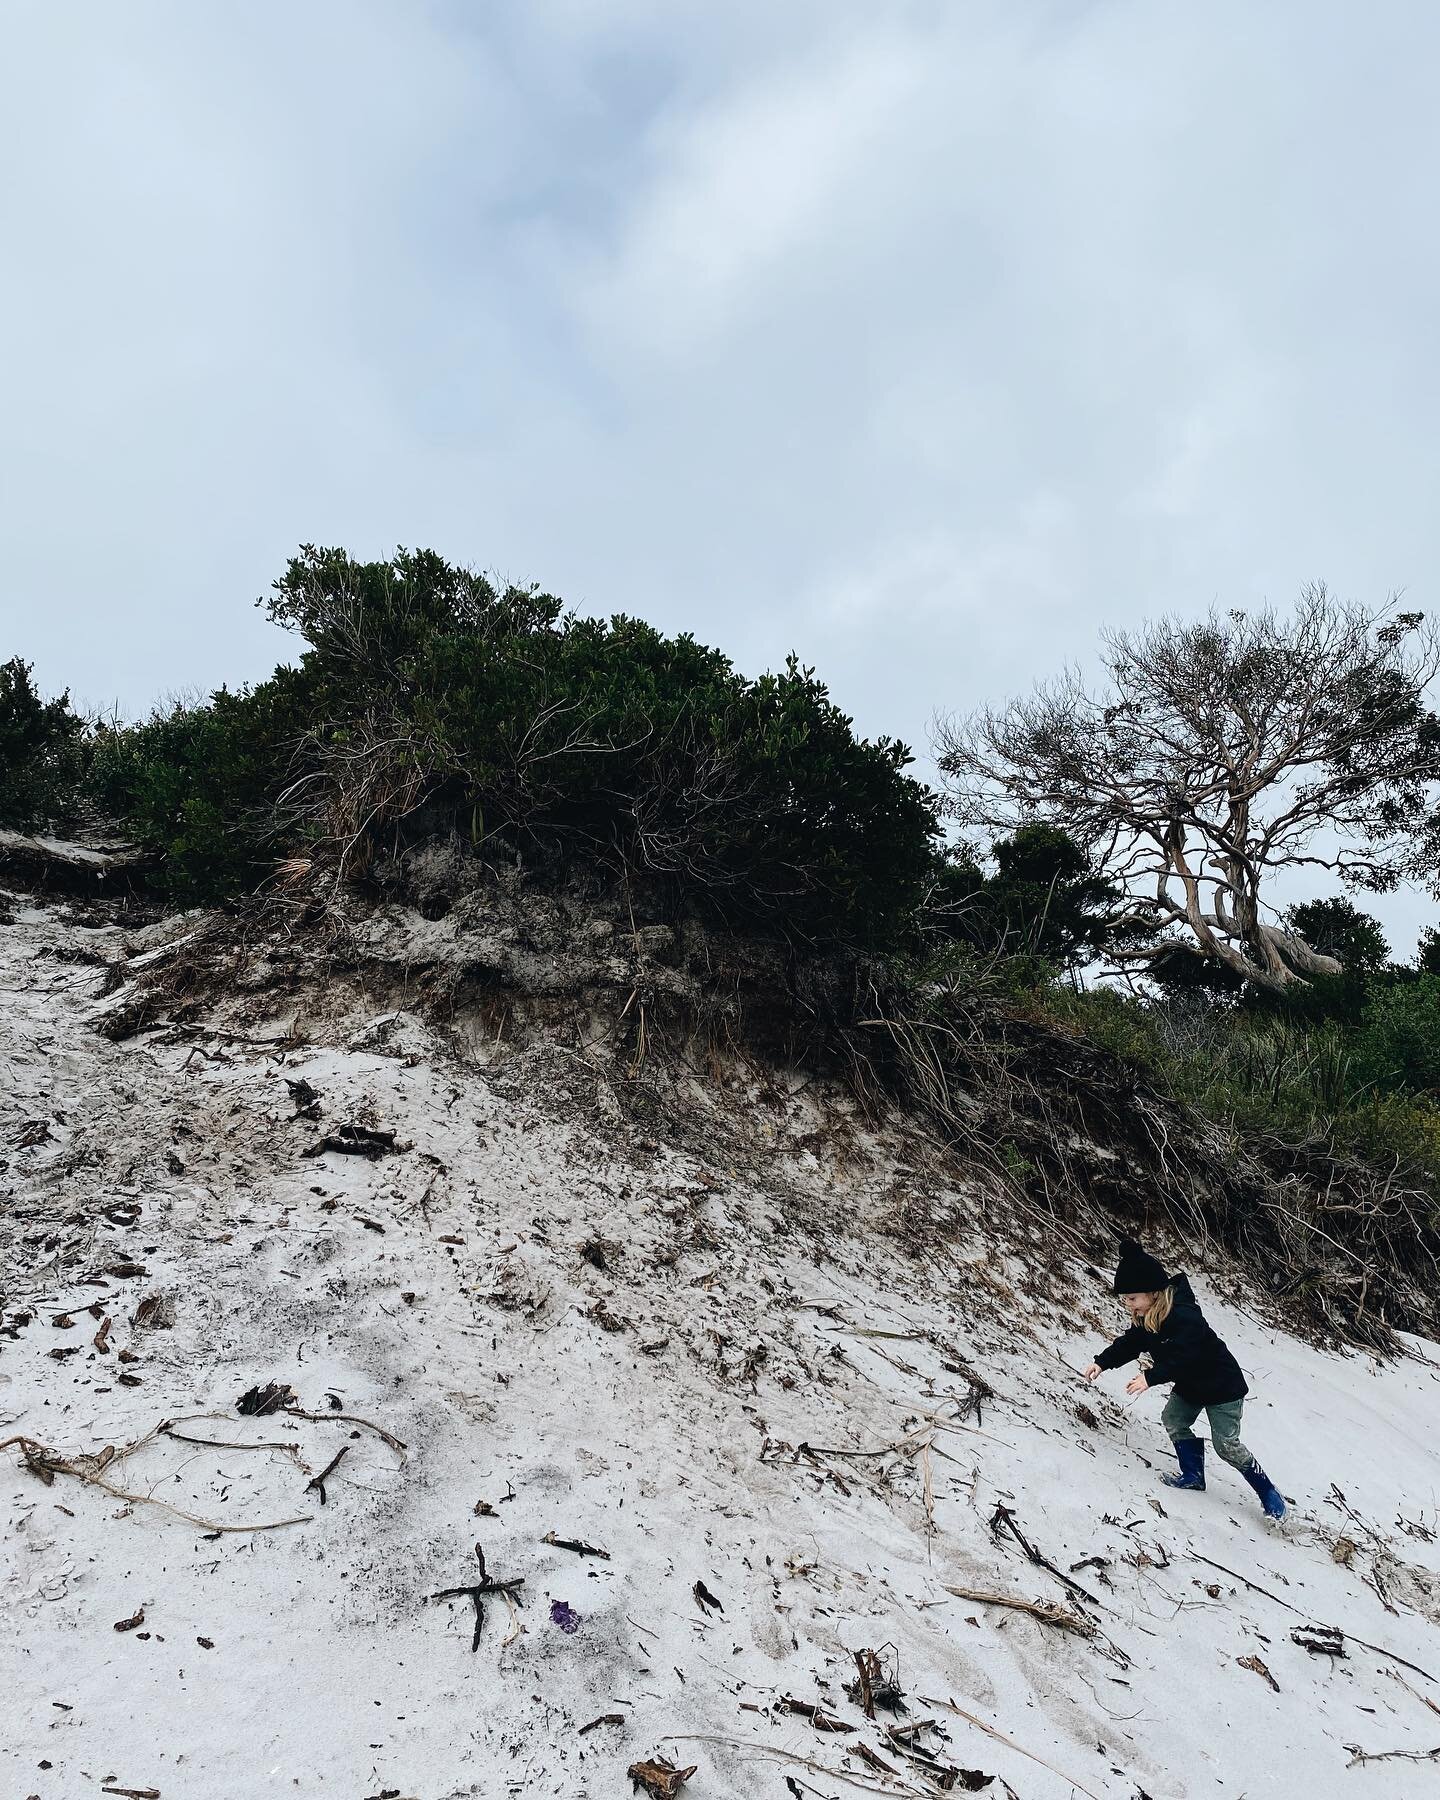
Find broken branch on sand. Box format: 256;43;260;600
673;1736;931;1797
778;1696;854;1732
1385;1667;1440;1719
761;1423;962;1473
302;1123;403;1160
846;1644;905;1719
158;1415;306;1462
944;1584;1097;1637
1344;1742;1440;1768
1188;1551;1303;1614
542;1530;611;1560
160;1427;297;1454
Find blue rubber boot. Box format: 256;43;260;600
1161;1436;1206;1491
1240;1458;1287;1520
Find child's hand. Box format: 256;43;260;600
1083;1363;1102;1382
1125;1373;1149;1396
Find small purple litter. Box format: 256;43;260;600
550;1600;581;1634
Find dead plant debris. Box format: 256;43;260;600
1344;1742;1440;1768
1237;1654;1280;1693
627;1756;696;1797
989;1503;1099;1609
302;1123;404;1160
305;1445;350;1505
578;1713;625;1735
1293;1625;1347;1659
237;1382;295;1417
778;1696;853;1732
945;1584;1097;1638
692;1579;723;1616
846;1644;906;1718
1;1424;310;1533
542;1530;611;1560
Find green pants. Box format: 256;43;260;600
1161;1394;1254;1470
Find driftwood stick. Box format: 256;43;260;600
578;1712;626;1735
1318;1629;1433;1685
1386;1667;1440;1719
852;1648;875;1720
673;1735;931;1797
159;1422;302;1458
1189;1551;1303;1615
542;1530;611;1560
1345;1743;1440;1768
990;1503;1100;1608
430;1544;526;1654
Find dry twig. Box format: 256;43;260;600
306;1444;350;1505
1190;1552;1435;1682
921;1696;1108;1800
1345;1743;1440;1768
282;1406;407;1455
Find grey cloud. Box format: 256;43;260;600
2;0;1434;947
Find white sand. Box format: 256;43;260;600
3;891;1439;1800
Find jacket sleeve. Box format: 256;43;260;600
1142;1309;1209;1388
1094;1326;1147;1370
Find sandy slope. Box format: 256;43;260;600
3;891;1440;1800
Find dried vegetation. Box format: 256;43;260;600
93;852;1440;1359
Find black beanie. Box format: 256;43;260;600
1112;1238;1171;1295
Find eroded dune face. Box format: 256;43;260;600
3;882;1439;1800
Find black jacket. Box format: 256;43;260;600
1094;1274;1248;1405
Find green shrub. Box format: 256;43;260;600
928;823;1147;973
72;545;943;939
1354;976;1440;1099
1239;898;1393;1027
1045;978;1440;1191
251;545;943;941
87;668;318;899
0;658;89;830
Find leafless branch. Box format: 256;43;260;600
935;590;1440;992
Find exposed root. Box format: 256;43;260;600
1;1426;310;1534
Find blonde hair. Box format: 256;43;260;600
1144;1287;1175;1333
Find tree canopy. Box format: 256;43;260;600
933;822;1150;972
935;589;1440;994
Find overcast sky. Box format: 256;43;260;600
3;1;1436;948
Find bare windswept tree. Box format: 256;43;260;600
935;588;1440;993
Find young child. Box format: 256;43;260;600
1084;1238;1287;1521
